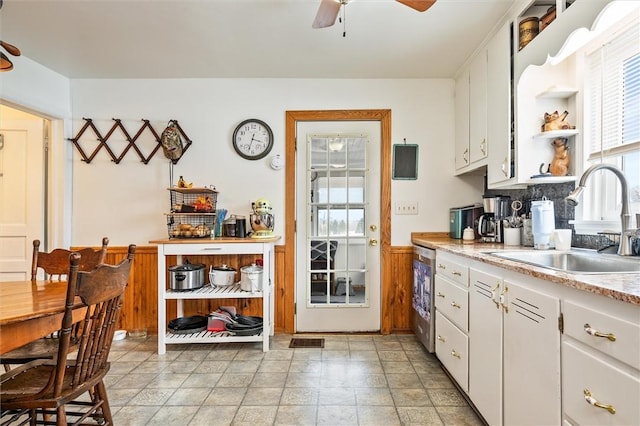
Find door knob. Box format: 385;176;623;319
369;239;378;246
369;225;377;231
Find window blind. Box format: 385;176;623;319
586;23;640;158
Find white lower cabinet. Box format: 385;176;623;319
468;265;561;426
435;310;469;392
503;278;561;426
561;295;640;425
562;341;639;425
438;250;638;426
435;252;469;392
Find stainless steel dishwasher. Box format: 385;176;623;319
412;244;436;353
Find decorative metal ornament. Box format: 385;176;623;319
160;120;184;162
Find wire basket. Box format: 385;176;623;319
168;187;218;213
167;213;216;238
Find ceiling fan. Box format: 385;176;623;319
0;0;22;72
312;0;436;29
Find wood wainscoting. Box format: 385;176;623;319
92;244;414;335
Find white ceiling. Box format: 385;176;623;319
0;0;517;79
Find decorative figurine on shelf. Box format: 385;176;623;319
541;110;575;132
160;120;184;162
549;138;570;176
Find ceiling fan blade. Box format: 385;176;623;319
312;0;342;29
0;40;21;57
396;0;437;12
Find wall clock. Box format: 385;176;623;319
232;119;274;160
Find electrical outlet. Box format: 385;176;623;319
395;201;418;215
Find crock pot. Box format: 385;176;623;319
209;264;236;287
240;264;263;292
169;262;206;291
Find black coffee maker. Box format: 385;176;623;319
477;195;511;243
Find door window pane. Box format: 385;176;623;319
306;133;369;306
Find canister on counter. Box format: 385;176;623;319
519;17;539;50
521;218;534;247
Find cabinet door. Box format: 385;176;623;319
469;49;488;164
455;68;470;170
435;309;469;393
468;268;503;426
563;341;640;426
503;279;561;426
487;21;513;186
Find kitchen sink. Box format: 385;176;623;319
489;249;640;274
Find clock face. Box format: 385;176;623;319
232;119;274;160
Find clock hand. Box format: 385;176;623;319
251;134;264;144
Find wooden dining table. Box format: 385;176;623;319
0;280;84;355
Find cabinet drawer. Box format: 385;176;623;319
435;310;469;393
161;242;267;255
563;341;640;426
435;255;468;287
435;275;468;332
563;300;640;369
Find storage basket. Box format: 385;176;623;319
169;187;218;213
167;213;216;238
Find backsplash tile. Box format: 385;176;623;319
484;181;610;250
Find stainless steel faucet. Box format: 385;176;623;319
565;164;634;256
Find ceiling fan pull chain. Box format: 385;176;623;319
342;3;347;37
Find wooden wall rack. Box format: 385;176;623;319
68;118;192;164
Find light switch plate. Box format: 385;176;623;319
395;201;418;215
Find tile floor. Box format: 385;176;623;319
104;333;484;425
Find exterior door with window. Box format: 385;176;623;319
295;121;381;332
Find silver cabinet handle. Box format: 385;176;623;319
451;302;461;309
451;350;461;359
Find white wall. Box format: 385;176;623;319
68;78;483;246
0;56;71;119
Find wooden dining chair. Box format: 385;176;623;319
1;238;110;370
0;245;136;426
31;237;109;281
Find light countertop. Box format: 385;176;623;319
412;232;640;306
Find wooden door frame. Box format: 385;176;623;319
283;110;392;333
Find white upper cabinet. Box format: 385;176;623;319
454;47;489;173
469;50;488;165
455;68;471;170
487;21;515;187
